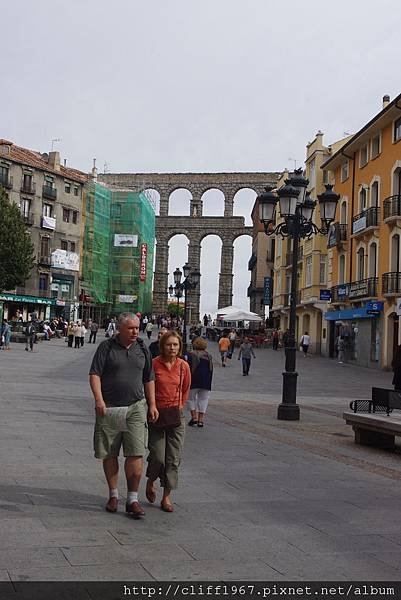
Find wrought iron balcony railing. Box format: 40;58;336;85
42;185;57;200
352;207;378;235
383;195;401;220
20;179;36;194
382;272;401;295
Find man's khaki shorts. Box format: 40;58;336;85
94;399;148;460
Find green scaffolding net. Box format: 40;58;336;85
82;183;155;315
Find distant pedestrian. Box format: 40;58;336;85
187;337;213;427
272;330;279;351
1;319;11;351
203;314;208;327
149;327;168;359
392;345;401;391
238;337;256;375
218;333;230;367
106;319;116;338
142;315;149;333
337;336;345;364
228;329;236;356
89;320;99;344
74;322;82;348
81;322;87;347
67;322;75;348
145;321;153;340
300;332;310;356
24;322;36;352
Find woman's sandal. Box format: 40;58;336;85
197;422;204;428
188;419;198;426
146;480;156;504
160;501;174;513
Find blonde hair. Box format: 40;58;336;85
159;331;183;357
192;337;207;350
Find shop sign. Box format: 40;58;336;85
50;283;59;291
366;301;383;315
337;284;348;298
42;215;56;230
352;215;366;235
263;277;272;305
140;243;147;282
114;234;138;247
348;280;369;299
51;249;80;271
327;223;339;249
118;295;137;303
0;293;55;305
320;289;332;301
61;284;70;292
56;299;66;306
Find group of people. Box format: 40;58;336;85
89;313;214;517
217;330;256;375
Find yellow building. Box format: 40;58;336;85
322;93;401;369
271;133;348;353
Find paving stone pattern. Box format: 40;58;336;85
0;334;400;582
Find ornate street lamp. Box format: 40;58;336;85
258;171;339;420
170;264;200;354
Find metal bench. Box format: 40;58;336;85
349;387;401;416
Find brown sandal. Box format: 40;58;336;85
146;480;156;504
161;501;174;513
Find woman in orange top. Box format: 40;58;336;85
146;331;191;512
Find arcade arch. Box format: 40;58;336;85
200;234;223;315
168;189;192;216
232;234;252;309
201;189;225;217
233;188;257;226
143;188;160;216
167;234;189;289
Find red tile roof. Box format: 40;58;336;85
0;139;89;183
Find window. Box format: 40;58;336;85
394;117;401;143
391;234;400;272
43;204;53;217
305;255;313;287
319;255;327;284
360;144;369;168
23;173;32;189
65;183;71;194
20;198;31;217
111;203;122;217
74;186;79;196
61;240;68;251
44;176;54;187
63;208;71;222
339;254;346;284
371;133;381;158
70;241;76;252
0;164;9;185
309;159;316;189
358;187;368;212
369;243;377;277
341;161;349;182
371;181;379;207
357;248;365;280
40;237;50;257
72;211;78;224
39;274;48;291
340;200;347;224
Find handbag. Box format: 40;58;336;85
153;363;183;429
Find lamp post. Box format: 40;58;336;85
257;170;339;421
171;263;200;355
168;282;183;325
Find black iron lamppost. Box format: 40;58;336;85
257;170;339;421
172;263;200;355
168;282;183;325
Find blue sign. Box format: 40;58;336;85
365;301;384;312
320;289;332;301
325;307;377;321
263;277;272;305
337;284;348;298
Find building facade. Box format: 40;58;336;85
323;93;401;369
248;200;275;319
0;139;87;321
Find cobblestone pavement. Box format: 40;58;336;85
0;334;400;583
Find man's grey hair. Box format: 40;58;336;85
117;313;140;328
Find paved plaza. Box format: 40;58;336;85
1;333;401;584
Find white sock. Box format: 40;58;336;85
109;488;118;499
127;491;138;504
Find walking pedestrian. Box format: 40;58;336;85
67;322;75;348
1;319;11;351
238;337;256;375
24;321;36;352
337;336;345;364
106;318;116;338
74;322;82;348
218;332;230;367
89;320;99;344
228;329;236;357
149;327;168;359
187;337;213;427
89;313;158;517
300;331;310;356
272;329;279;351
145;320;153;340
80;322;87;347
142;315;149;333
146;331;191;513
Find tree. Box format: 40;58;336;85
0;188;35;292
167;301;184;317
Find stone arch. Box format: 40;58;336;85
233;188;258;226
201;189;225;217
168;188;192;216
168;233;190;288
232;233;253;310
142;188;160;216
200;234;223;315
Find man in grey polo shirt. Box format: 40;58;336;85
89;313;158;518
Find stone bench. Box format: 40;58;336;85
344;388;401;449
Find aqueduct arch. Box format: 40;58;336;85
99;172;280;322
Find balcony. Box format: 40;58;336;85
382;272;401;296
327;223;347;248
352;207;378;236
22;212;34;226
42;185;57;200
0;173;13;189
20;179;36;194
383;195;401;221
38;255;51;266
348;277;378;300
248;253;257;270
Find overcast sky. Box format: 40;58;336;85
2;0;401;314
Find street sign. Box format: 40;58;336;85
320;289;332;301
366;301;383;312
263;277;272;305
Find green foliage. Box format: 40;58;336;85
0;188;35;292
167;301;183;317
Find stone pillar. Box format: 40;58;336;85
187;240;201;324
153;240;169;314
218;241;234;308
159;193;169;217
190;193;203;218
224;192;234;217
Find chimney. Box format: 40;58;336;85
91;158;98;181
63;159;67;167
48;151;61;171
383;95;390;109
